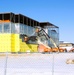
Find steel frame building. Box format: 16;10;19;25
0;12;59;52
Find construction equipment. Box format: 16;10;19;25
38;29;67;52
26;27;67;53
36;28;59;52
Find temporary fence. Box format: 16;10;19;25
0;53;74;75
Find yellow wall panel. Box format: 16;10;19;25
0;33;38;53
0;34;11;52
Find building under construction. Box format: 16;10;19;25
0;12;59;53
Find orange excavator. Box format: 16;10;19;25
35;27;67;53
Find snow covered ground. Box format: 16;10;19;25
0;53;74;75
